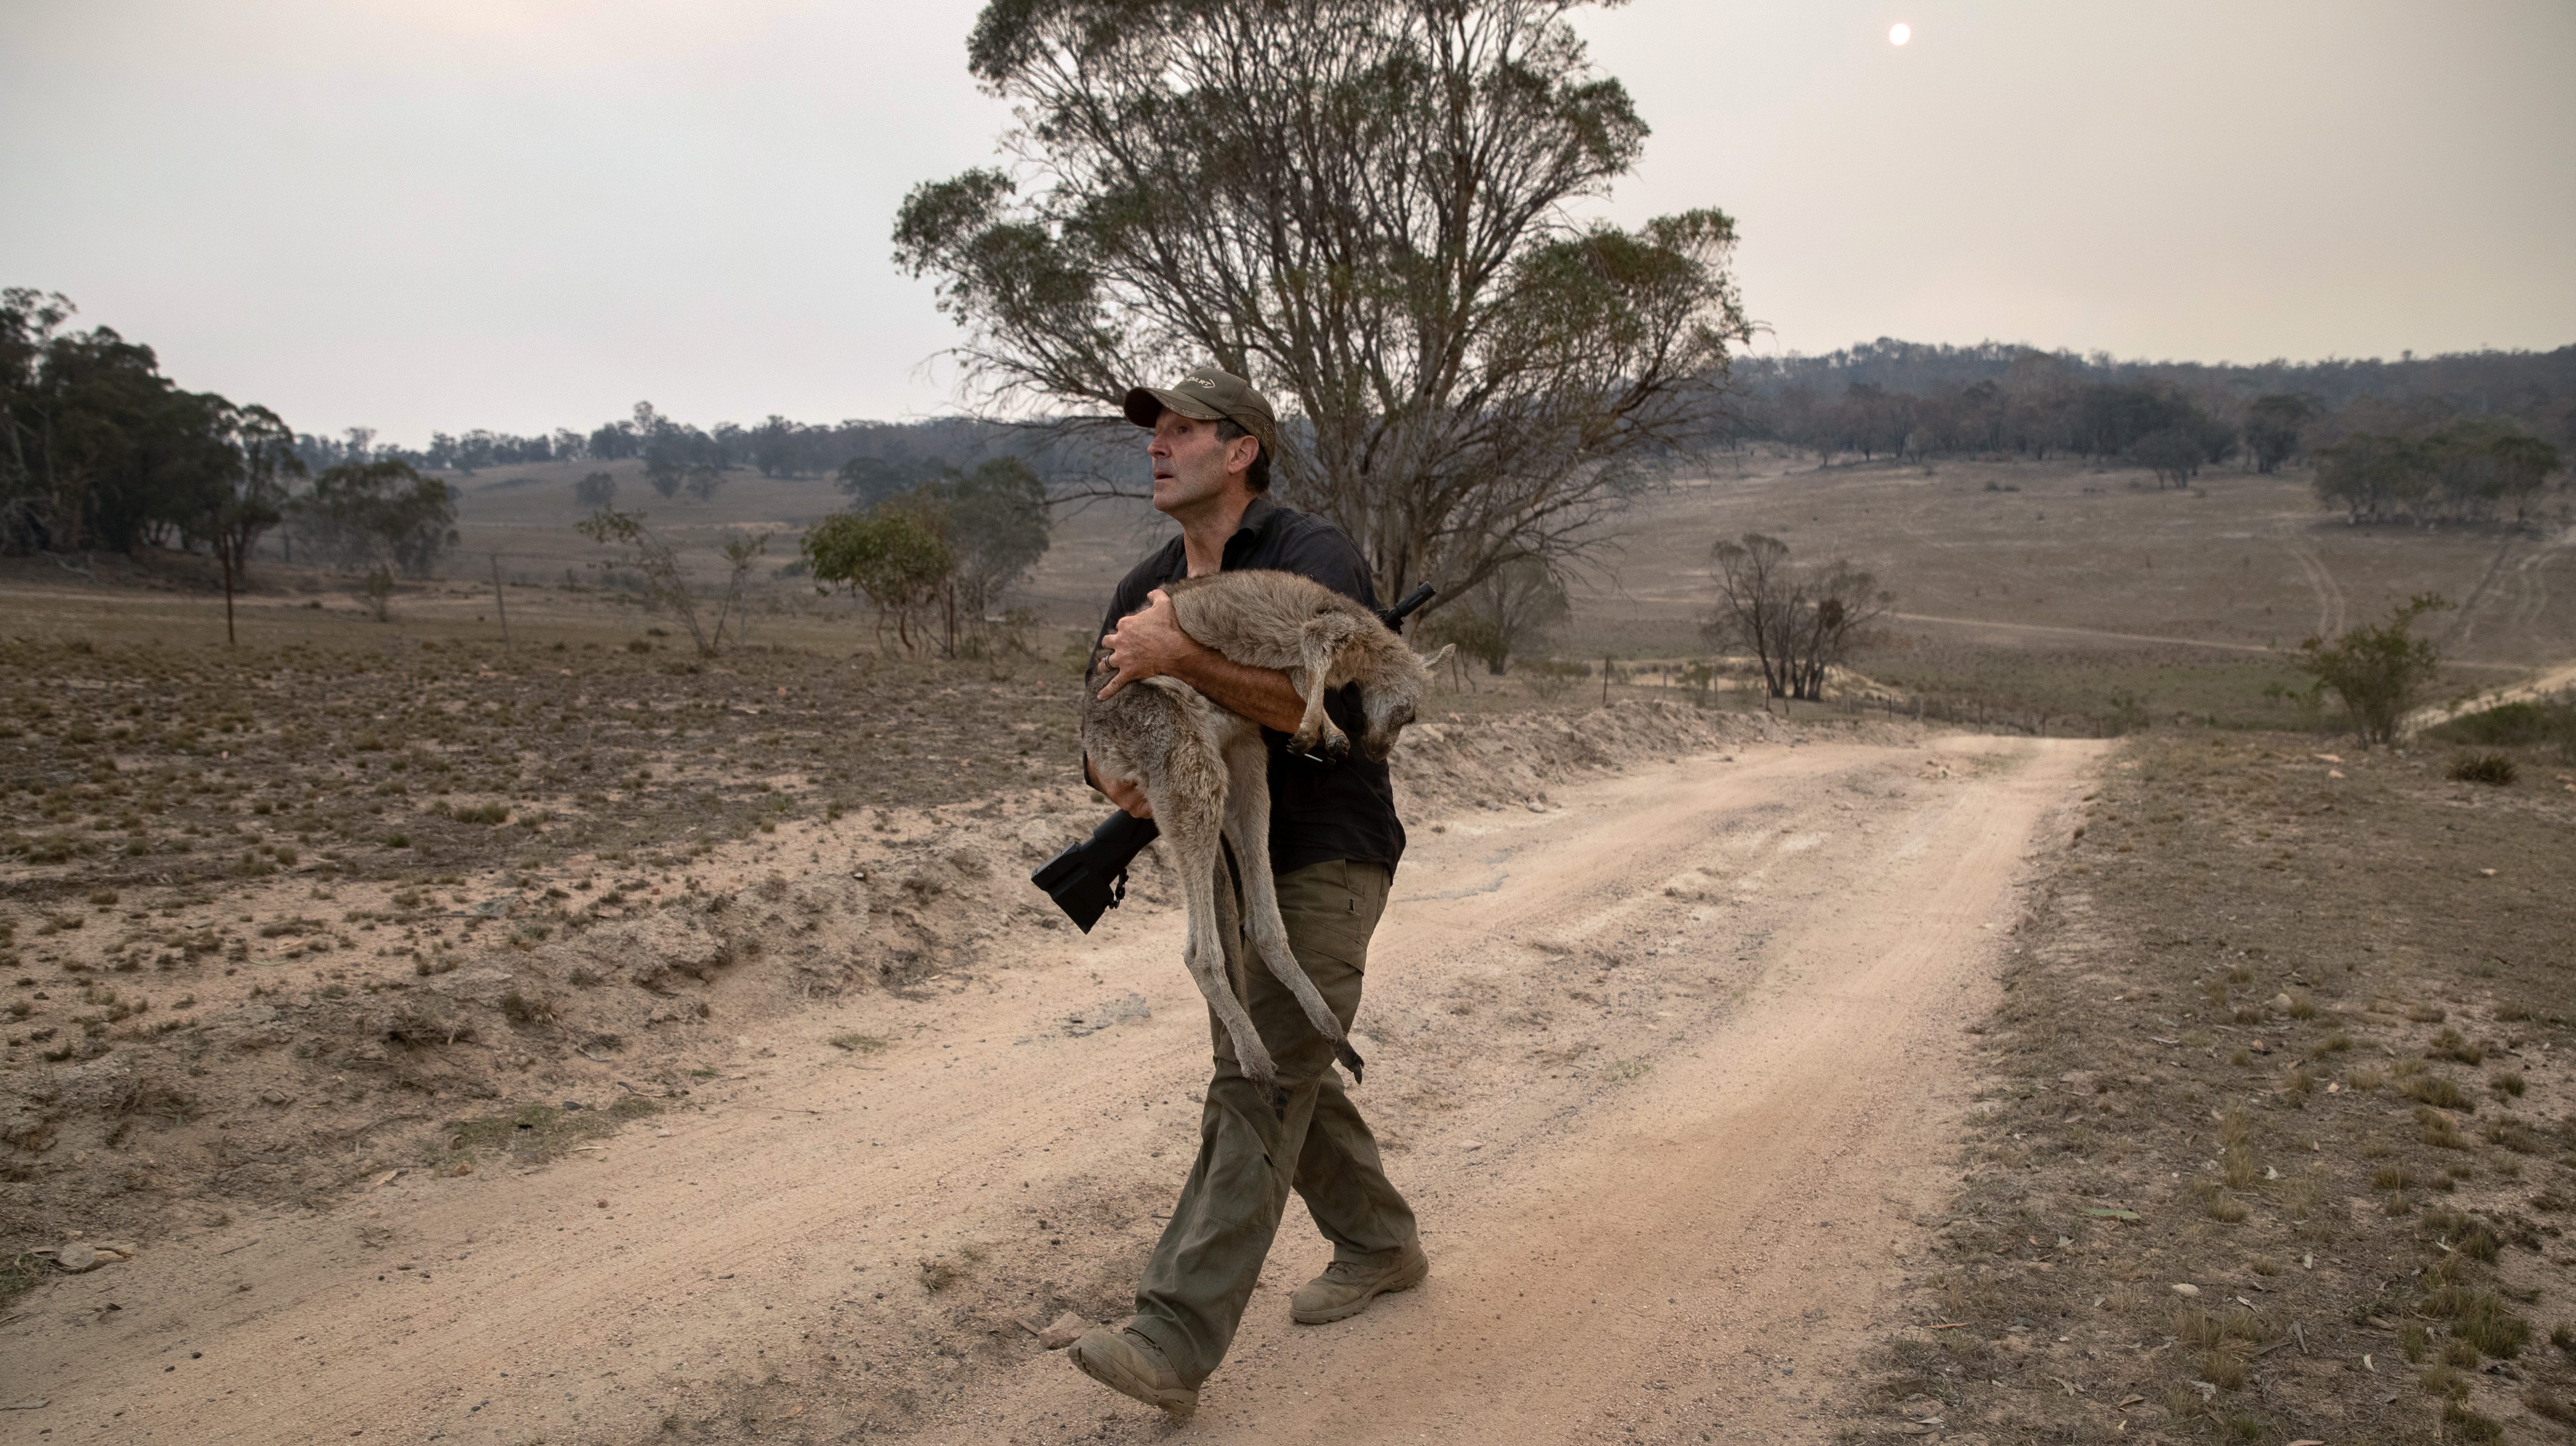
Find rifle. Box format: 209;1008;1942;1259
1030;582;1437;931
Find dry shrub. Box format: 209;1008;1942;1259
2417;1107;2469;1149
2441;1401;2503;1442
2446;753;2516;786
2404;1073;2473;1110
2424;1283;2530;1359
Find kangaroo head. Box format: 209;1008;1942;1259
1355;645;1447;763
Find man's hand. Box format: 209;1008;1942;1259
1095;587;1195;700
1097;583;1309;734
1085;756;1153;819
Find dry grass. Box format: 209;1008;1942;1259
1865;731;2576;1440
444;1093;659;1166
0;621;1094;908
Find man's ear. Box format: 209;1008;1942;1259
1225;434;1261;478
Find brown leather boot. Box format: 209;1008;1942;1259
1067;1325;1197;1418
1289;1243;1430;1324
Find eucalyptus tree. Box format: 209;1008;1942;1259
895;0;1749;612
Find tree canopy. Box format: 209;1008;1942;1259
286;460;459;576
2;287;305;570
896;0;1750;614
802;456;1052;657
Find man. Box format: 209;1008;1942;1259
1068;366;1429;1418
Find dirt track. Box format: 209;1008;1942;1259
0;731;2105;1446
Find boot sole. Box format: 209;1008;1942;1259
1069;1333;1198;1419
1290;1253;1430;1325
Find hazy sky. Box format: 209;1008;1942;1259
5;1;2572;444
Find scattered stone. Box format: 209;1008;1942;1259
1062;993;1150;1038
2268;993;2294;1013
52;1244;100;1273
1036;1311;1090;1350
2170;1283;2200;1298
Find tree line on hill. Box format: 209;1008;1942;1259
294;404;1100;498
1726;340;2571;517
11;278;2568;609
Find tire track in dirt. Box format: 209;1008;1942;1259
2444;534;2521;652
0;734;2103;1446
2282;542;2345;639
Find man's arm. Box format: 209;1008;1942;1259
1094;587;1305;733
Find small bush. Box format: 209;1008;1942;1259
2484;1118;2541;1153
2441;1402;2502;1442
2421;1208;2502;1263
2418;1107;2469;1149
2427;1028;2484;1065
2425;1283;2530;1359
2404;1075;2473;1110
2446;752;2516;785
2298;594;2450;746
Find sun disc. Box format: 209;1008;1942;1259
1889;22;1911;45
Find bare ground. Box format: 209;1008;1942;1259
0;721;2105;1445
1855;731;2576;1445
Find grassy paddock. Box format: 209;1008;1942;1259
1849;637;2321;737
0;621;1103;904
1867;731;2576;1440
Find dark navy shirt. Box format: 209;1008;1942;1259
1094;496;1405;876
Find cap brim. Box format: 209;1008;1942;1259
1123;386;1223;429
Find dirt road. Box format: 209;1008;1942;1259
1;732;2104;1446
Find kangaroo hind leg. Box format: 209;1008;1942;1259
1221;732;1365;1084
1159;764;1287;1113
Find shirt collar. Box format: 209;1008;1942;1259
1221;496;1282;569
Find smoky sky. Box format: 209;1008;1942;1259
4;0;2571;445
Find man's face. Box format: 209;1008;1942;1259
1148;411;1255;519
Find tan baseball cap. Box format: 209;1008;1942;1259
1123;365;1277;460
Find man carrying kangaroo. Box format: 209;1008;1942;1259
1069;366;1428;1417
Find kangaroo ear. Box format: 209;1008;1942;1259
1421;644;1455;670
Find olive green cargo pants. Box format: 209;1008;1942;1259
1126;856;1420;1386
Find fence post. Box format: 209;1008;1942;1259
489;554;511;647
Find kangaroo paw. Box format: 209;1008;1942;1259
1289;725;1324;756
1319;728;1351;763
1335;1043;1366;1084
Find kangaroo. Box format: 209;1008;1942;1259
1082;570;1451;1110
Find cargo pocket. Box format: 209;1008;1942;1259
1281;860;1386;975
